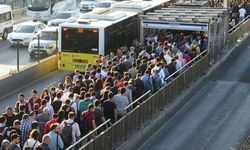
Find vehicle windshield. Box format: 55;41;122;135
15;25;36;33
27;0;50;11
40;31;57;40
61;27;98;54
54;13;72;19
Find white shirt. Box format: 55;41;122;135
46;103;54;118
239;8;246;17
60;119;81;143
164;54;172;64
70;100;78;115
23;139;40;149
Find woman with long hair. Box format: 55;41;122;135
23;129;40;150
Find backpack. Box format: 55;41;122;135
79;112;89;136
61;122;75;148
25;140;38;150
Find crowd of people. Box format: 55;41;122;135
0;30;208;150
229;1;250;29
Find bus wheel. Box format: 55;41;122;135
2;30;8;40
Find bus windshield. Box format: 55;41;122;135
27;0;51;11
61;27;99;54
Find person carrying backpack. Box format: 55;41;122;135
60;112;81;149
23;129;40;150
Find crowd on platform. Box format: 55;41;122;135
0;30;208;150
229;1;250;29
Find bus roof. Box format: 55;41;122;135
60;8;137;28
0;5;12;14
41;26;58;32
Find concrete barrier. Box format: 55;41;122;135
0;55;58;99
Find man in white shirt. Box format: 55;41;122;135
239;7;246;21
60;112;81;146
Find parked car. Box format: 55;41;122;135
47;11;79;26
28;27;58;57
7;21;47;46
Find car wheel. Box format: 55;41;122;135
2;30;8;40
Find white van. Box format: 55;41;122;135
0;5;13;40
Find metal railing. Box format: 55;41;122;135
228;16;250;50
240;136;250;150
67;119;111;150
77;50;210;150
124;90;151;111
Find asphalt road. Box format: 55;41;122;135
138;37;250;150
0;70;70;114
0;17;37;77
0;40;37;76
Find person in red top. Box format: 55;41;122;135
28;90;41;111
82;104;96;132
44;114;58;134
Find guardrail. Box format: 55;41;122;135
69;50;209;150
67;119;111;150
228;16;250;50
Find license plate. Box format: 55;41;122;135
75;65;85;69
34;51;43;54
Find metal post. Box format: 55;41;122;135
37;34;40;63
17;40;20;72
56;29;58;52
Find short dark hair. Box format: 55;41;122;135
32;90;38;94
94;100;101;107
88;104;95;110
11;133;19;141
50;123;59;131
68;112;76;119
119;87;126;94
52;114;58;119
108;92;114;99
22;114;29;120
0;116;6;123
19;93;24;97
13;120;21;126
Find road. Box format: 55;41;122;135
0;17;41;77
0;40;37;76
0;71;70;114
138;37;250;150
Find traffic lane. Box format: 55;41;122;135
139;37;250;150
0;40;37;76
0;70;70;114
209;37;250;83
139;80;250;150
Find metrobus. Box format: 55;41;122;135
58;9;138;71
26;0;77;22
0;5;13;40
58;0;172;71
